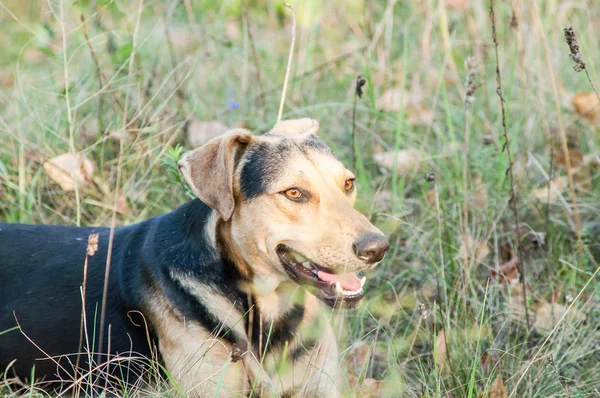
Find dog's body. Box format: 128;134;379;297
0;119;389;397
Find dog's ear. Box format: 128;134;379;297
269;118;319;138
178;129;252;221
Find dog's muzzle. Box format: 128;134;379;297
276;244;387;308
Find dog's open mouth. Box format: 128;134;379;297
276;244;365;308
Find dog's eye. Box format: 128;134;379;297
284;188;303;200
344;178;355;191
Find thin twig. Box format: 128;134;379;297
489;0;530;333
81;14;126;115
548;357;572;398
531;1;581;238
98;0;144;362
352;75;366;170
462;56;478;278
277;3;296;122
59;0;81;226
427;172;451;365
75;233;98;391
242;3;266;114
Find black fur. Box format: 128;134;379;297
0;199;251;388
240;135;333;200
246;290;305;357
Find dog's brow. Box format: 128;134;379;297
240;141;293;199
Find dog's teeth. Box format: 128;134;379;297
360;277;366;288
335;282;342;294
302;261;311;269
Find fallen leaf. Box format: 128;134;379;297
435;329;447;368
472;187;488;210
376;88;433;125
23;47;46;63
373;149;424;175
572;92;600;122
507;279;534;325
356;378;381;397
426;189;437;206
531;176;568;202
532;302;585;333
457;232;490;264
168;28;196;53
346;340;388;380
446;0;468;10
488;374;508;398
405;103;434;125
492;257;520;283
43;153;95;191
226;18;242;42
554;149;584;168
471;174;488;210
347;340;370;374
376;88;402;112
115;195;131;215
372;190;393;212
0;70;14;87
187;120;230;148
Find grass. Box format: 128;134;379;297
1;0;599;397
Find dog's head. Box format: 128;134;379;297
179;119;389;308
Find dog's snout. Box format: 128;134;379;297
352;233;390;264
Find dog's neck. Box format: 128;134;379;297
215;213;302;322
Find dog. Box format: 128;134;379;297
0;118;390;397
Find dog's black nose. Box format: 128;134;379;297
353;234;390;264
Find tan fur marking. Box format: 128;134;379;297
144;290;248;397
173;119;388;397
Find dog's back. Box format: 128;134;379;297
0;223;154;384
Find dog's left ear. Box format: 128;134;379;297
269;118;319;138
178;129;252;221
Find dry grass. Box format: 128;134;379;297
0;0;599;397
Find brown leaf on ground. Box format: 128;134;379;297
457;232;490;264
357;378;381;397
0;70;14;87
435;329;447;368
471;174;488;210
376;88;433;125
168;28;196;53
554;149;584;168
347;340;370;374
572;92;600;122
346;340;388;380
187;120;230;148
348;375;381;398
472;187;488;210
115;195;131;215
446;0;468;10
487;374;508;398
226;18;242;42
532;301;585;333
43;153;95;192
492;257;520;283
507;279;534;325
372;190;393;212
531;176;568;202
373;149;425;175
23;47;46;63
426;189;437;206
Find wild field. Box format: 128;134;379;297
0;0;599;397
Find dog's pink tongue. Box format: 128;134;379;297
317;271;362;291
